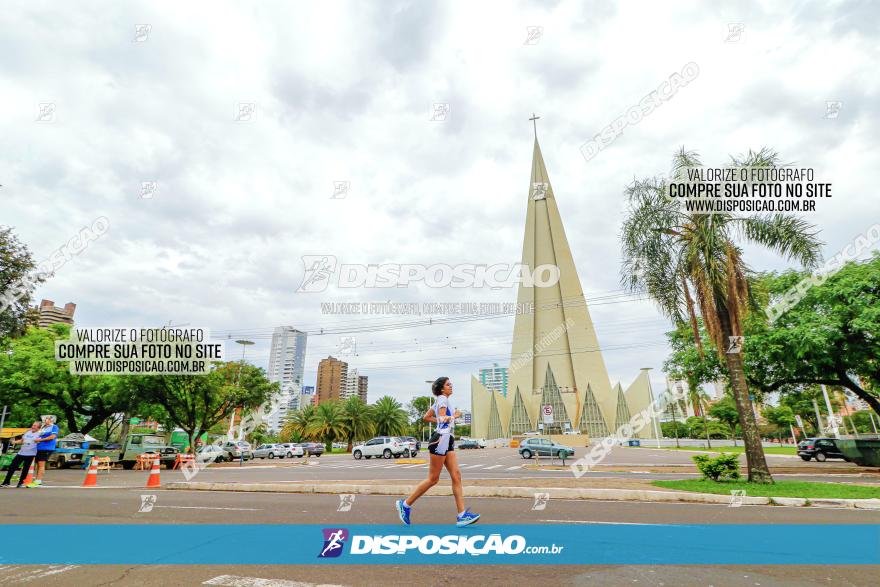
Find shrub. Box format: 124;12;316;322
692;453;741;481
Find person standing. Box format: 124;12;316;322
0;421;41;488
396;377;480;527
27;415;58;488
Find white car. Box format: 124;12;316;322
278;443;305;458
253;443;288;459
352;436;407;460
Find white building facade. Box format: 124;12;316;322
264;326;308;432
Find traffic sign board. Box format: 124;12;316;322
542;404;553;424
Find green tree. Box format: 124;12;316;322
341;396;375;452
371;396;408;437
0;324;134;433
0;226;46;343
661;420;688;438
621;147;822;483
664;321;725;447
407;395;433;440
308;401;349;452
763;405;797;440
743;259;880;417
138;361;276;456
778;386;825;435
281;404;316;442
709;397;741;444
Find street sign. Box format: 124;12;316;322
542;404;553;424
795;414;803;428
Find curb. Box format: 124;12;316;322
164;482;880;508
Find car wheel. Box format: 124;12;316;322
557;451;566;459
816;452;827;462
354;450;362;460
383;449;392;459
522;449;532;459
800;455;811;461
268;453;275;459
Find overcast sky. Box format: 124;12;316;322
3;0;878;409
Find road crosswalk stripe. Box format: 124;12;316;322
482;465;503;469
505;465;523;470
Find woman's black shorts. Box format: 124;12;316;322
427;432;455;456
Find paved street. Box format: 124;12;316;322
2;487;879;586
5;446;873;488
1;446;879;586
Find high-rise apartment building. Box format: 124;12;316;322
264;326;308;432
36;299;76;328
357;375;368;403
479;363;509;397
316;356;348;404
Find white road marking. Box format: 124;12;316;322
153;506;260;511
483;465;503;470
204;574;346;587
401;464;425;469
0;566;79;584
505;465;523;470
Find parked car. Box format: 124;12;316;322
352;437;407;460
196;444;226;463
797;438;849;462
301;442;325;456
399;436;419;457
221;440;252;461
458;439;480;449
277;443;305;458
518;437;575;459
253;443;288;459
475;438;486;448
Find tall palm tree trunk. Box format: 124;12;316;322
716;305;773;484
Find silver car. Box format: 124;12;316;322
253;443;287;459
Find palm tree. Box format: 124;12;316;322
281;404;316;442
371;396;409;437
307;401;349;452
621;147;822;483
341;396;375;452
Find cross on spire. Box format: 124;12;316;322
529;113;540;139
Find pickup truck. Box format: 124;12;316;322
90;433;180;469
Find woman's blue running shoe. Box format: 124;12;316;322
456;508;480;527
396;499;412;525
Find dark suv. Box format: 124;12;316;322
797;437;849;462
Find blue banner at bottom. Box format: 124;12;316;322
1;524;878;565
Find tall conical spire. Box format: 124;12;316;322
506;124;616;436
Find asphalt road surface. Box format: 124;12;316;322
10;447;877;488
1;446;877;586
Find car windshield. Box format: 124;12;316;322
141;436;165;445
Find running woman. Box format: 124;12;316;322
396;377;480;527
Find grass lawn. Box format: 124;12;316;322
647;445;797;455
652;479;880;499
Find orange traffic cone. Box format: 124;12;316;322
82;457;98;487
21;460;36;485
146;458;161;488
